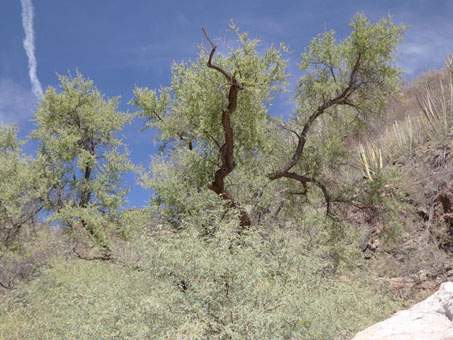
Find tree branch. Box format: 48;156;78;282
266;53;362;215
202;27;251;227
268;52;362;180
202;27;233;82
284;172;331;215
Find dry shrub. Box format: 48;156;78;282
0;222;68;291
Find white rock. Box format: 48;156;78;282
351;282;453;340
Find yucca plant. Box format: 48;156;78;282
390;117;416;153
357;142;384;181
417;53;453;139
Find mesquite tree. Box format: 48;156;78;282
0;125;42;249
32;72;133;245
268;14;405;212
133;14;406;228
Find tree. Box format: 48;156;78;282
0;125;42;249
268;14;405;202
32;72;133;249
133;14;406;228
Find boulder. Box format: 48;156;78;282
351;282;453;340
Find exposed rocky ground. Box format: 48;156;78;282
364;136;453;303
352;281;453;340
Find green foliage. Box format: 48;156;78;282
0;16;416;340
300;18;401;126
31;72;134;244
360;166;409;245
141;148;238;227
132;25;288;154
286;13;406;190
0;219;402;340
0;259;150;339
132;25;290;223
0;125;41;249
132;15;406;226
297;13;405;115
115;207;154;240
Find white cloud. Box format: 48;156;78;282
20;0;43;98
0;78;37;124
398;18;453;78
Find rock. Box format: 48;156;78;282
417;269;430;281
351;282;453;340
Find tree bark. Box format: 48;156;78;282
79;136;95;208
202;27;251;227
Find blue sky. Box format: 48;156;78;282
1;0;452;207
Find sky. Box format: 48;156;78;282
1;0;452;208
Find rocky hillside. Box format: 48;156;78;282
353;61;453;304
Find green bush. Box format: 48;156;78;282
0;125;42;249
0;218;402;340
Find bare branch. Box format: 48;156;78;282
202;26;215;49
329;64;337;83
284;172;331;216
279;124;300;139
202;27;232;82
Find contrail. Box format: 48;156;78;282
20;0;43;98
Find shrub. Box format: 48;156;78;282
0;218;402;340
